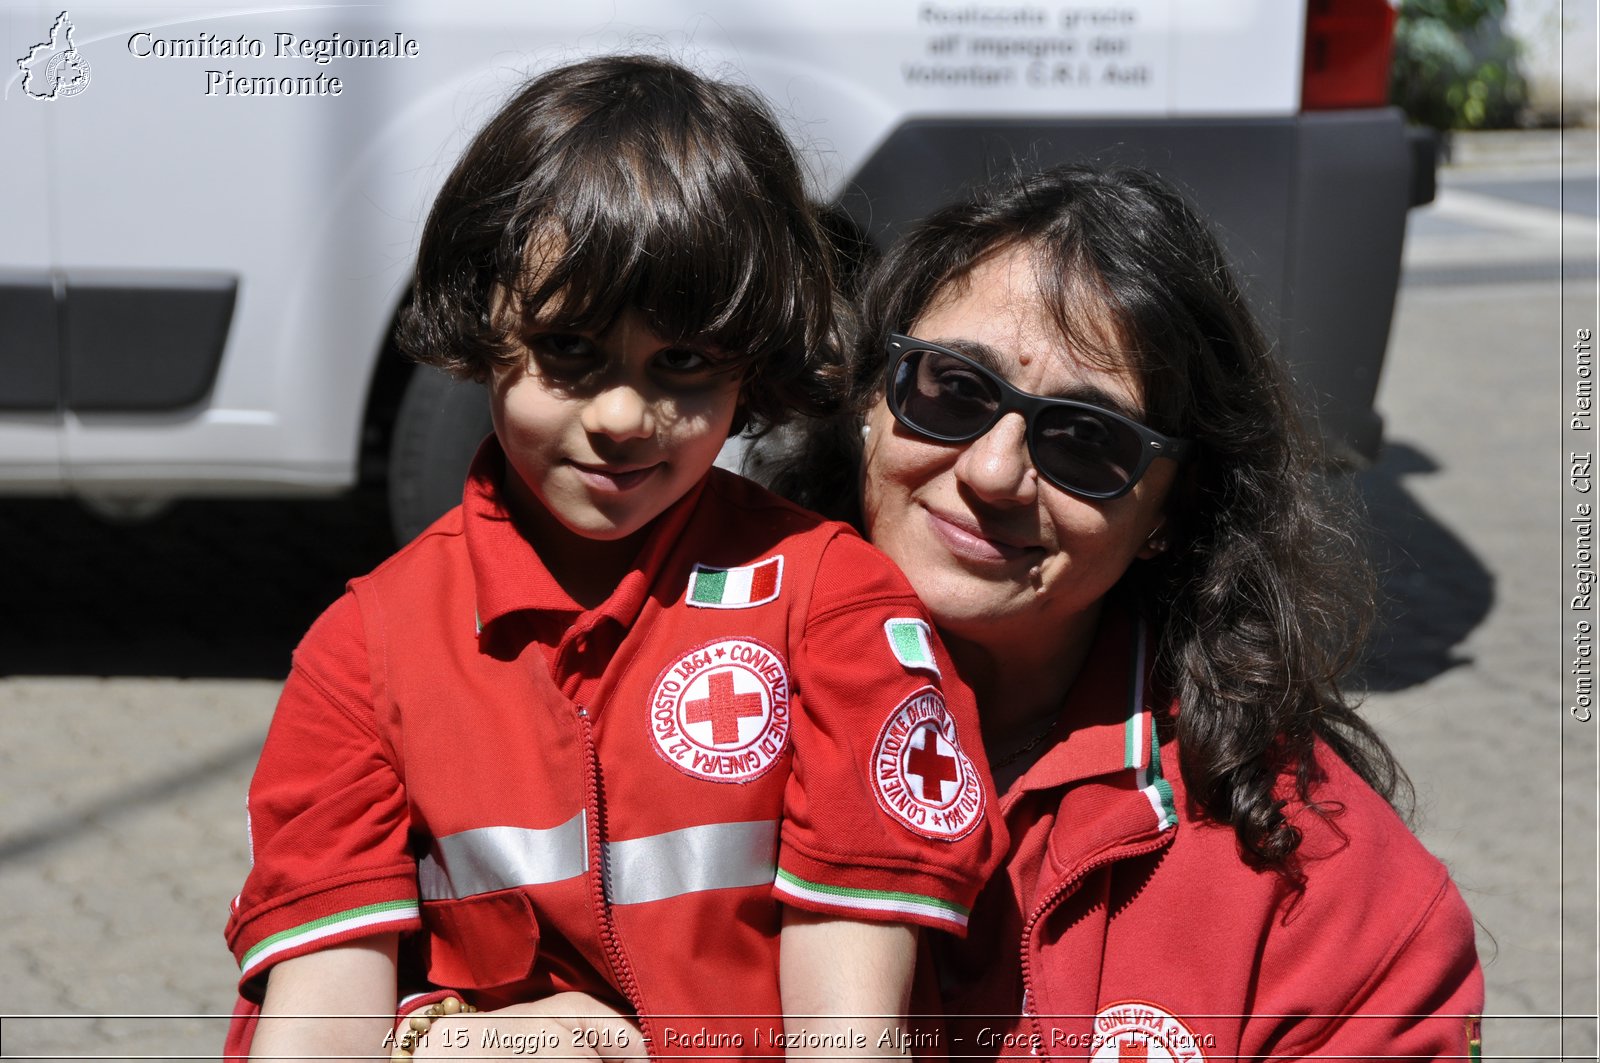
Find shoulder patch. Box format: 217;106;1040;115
871;687;984;840
685;556;783;609
884;618;939;677
648;638;791;783
1088;1001;1210;1061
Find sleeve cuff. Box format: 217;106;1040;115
775;845;974;934
228;872;422;988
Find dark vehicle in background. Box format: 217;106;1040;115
0;0;1428;541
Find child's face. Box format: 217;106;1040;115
489;308;741;549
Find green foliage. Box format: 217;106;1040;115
1395;0;1506;29
1390;0;1526;130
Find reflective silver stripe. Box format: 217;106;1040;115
416;814;778;906
603;820;778;906
418;812;589;901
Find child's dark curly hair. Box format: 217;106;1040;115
398;54;847;432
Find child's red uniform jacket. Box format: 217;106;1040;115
225;441;1003;1059
937;605;1484;1062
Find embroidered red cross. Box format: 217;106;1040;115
905;728;958;801
684;671;765;745
1118;1039;1149;1062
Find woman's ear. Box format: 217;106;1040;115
1136;518;1170;560
1142;457;1200;561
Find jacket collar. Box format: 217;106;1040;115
1008;600;1178;835
462;436;705;634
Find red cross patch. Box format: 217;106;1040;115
648;638;790;783
1089;1001;1209;1062
871;686;984;840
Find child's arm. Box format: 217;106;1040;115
249;935;398;1062
780;910;917;1059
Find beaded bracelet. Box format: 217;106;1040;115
391;995;479;1061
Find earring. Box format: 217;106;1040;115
860;423;872;438
1144;528;1169;554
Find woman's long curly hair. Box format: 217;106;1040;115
771;164;1408;874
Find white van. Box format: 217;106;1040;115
0;0;1430;540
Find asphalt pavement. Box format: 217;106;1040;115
1;129;1596;1062
1354;128;1598;1060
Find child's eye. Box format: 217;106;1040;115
656;347;712;373
530;333;596;362
526;333;603;382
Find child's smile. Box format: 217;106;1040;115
566;459;665;493
489;308;741;573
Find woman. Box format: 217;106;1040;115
775;164;1484;1060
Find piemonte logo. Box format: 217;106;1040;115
17;11;91;100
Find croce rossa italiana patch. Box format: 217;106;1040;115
648;638;790;783
872;686;984;839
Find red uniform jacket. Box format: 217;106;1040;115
226;443;1002;1059
938;606;1484;1061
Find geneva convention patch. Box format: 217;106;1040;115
648;638;790;783
871;686;984;840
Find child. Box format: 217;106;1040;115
225;55;1001;1061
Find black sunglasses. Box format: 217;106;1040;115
883;334;1192;500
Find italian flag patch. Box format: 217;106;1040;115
885;618;939;677
685;556;783;609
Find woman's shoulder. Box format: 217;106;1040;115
697;467;915;592
701;467;894;561
1130;738;1482;1062
1159;734;1460;926
1198;736;1468;959
1153;736;1479;1019
1248;743;1480;1050
1286;739;1448;884
702;465;849;527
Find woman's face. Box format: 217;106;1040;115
862;245;1177;653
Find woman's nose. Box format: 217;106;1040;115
583;384;656;442
952;412;1036;505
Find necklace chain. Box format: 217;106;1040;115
989;711;1061;771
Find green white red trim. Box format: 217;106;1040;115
1124;620;1177;831
1142;733;1178;830
1123;622;1153;773
238;899;418;978
686;556;783;609
773;868;969;930
884;617;940;677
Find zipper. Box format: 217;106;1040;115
553;626;594;701
1017;833;1172;1059
573;704;656;1057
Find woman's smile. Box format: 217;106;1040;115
921;503;1039;564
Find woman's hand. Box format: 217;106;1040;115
411;993;645;1063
